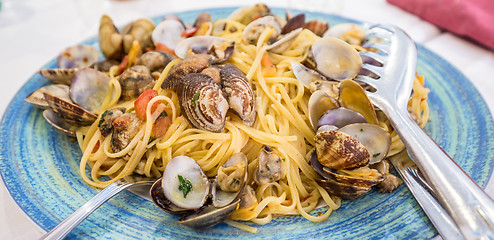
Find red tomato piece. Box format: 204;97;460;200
134;89;159;120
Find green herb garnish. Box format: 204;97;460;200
192;91;200;108
159;110;168;118
372;152;381;158
148;138;156;144
360;128;363;132
178;175;193;198
282;158;286;162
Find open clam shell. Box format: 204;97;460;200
152;18;185;50
291;62;328;89
242;16;282;44
314;130;370;170
25;84;71;109
70;68;111;113
339;79;378;124
177;73;229;132
308;90;338;130
57;45;99;69
43;92;97;126
162;54;211;89
98;15;124;60
43;109;77;137
213;152;248;208
220;64;256;126
339;123;391;164
227;3;270;25
317;107;368;129
121;18;155;54
174;36;235;63
267;28;302;54
117;65;154;100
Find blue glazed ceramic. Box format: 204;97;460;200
1;7;493;240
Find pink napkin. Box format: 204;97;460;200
387;0;494;50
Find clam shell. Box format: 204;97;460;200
339;79;378;124
323;167;383;187
38;69;77;85
152;19;185;50
43;92;97;126
308;90;338;130
281;13;305;34
317;107;368;129
242;16;281;44
213;153;249;208
57;45;99;69
117;65;155;100
339;123;391;164
98;15;124;60
267;28;302;54
121;18;155;54
162;54;211;89
312;37;362;80
174;36;235;63
314;130;369;170
138;51;177;73
25;84;70;109
227;3;271;25
316;177;371;200
291;62;328;89
177;73;229;132
178;199;240;228
70;68;111;113
303;20;329;37
220;64;256;126
43;109;77;137
194;12;212;28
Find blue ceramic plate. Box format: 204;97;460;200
1;7;493;240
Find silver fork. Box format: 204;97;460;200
356;24;494;239
40;175;156;240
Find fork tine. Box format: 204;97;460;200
354;75;379;88
362;42;390;54
361;63;383;76
359;51;386;66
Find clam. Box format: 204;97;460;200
311;37;362;80
174;36;235;63
57;45;99;69
193;12;213;36
200;67;221;84
70;68;111;113
91;59;120;72
110;112;141;153
254;146;283;185
281;13;305;34
338;79;378;124
177;73;229;132
137;51;176;73
227;3;271;25
220;64;256;126
162;54;211;89
151;154;248;228
304;20;329;37
314;130;370;170
152;18;185;50
308;90;338;130
339;123;391;164
117;65;155;100
25;84;71;109
43;91;97;126
242;16;282;45
317;107;367;129
38;69;78;85
98;15;124;60
267;28;303;54
120;18;155;54
98;107;126;137
291;62;328;89
323;23;366;46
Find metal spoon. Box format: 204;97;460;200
40;176;155;240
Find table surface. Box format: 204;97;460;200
1;0;493;239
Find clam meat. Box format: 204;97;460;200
220;64;256;126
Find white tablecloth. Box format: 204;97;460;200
1;0;493;239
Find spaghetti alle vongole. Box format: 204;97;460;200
27;4;430;232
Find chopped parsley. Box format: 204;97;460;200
360;128;363;132
192;91;200;108
372;152;381;158
282;158;286;162
158;110;168;118
148;138;156;144
177;175;193;198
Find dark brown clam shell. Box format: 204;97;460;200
323;167;384;187
162;54;211;89
43;92;97;126
177;73;229;132
314;130;370;170
281;13;305;34
118;65;155;100
316;177;371;200
220;64;256;126
304;20;329;37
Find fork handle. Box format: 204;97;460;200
39;181;133;240
387;108;494;239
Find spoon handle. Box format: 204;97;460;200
386;107;494;239
389;150;463;240
39;181;133;240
